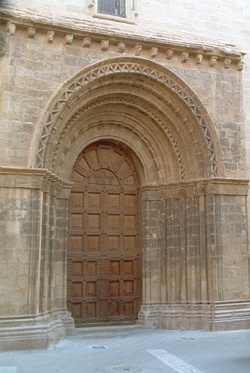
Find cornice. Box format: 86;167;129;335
0;167;72;196
0;5;244;65
140;178;249;199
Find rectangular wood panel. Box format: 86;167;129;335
108;300;120;316
70;192;84;209
123;301;134;316
124;260;133;275
107;236;120;251
88;193;100;209
124;280;133;296
87;236;100;251
72;261;83;276
108;215;120;230
124;194;136;211
69;236;82;252
87;214;100;230
110;261;120;275
86;261;97;276
109;281;120;296
72;282;83;297
86;281;97;297
85;302;96;318
124;235;136;251
124;215;136;232
108;194;120;210
71;303;82;318
70;214;83;230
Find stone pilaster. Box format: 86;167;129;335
0;168;74;351
138;188;161;328
139;179;250;331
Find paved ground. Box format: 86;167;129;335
0;326;250;373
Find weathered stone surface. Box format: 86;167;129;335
0;0;250;351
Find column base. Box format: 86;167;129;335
0;309;75;351
138;301;250;331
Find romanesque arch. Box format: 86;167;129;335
29;57;249;332
30;57;223;182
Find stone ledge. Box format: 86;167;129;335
0;5;244;66
138;301;250;331
0;310;74;351
140;178;249;199
0;167;73;197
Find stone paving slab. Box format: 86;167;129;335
0;327;250;373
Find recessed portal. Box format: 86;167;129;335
67;142;141;325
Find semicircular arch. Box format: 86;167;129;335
30;57;223;183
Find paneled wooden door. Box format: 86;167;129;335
67;142;141;326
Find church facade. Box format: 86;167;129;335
1;0;250;350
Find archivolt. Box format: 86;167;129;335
50;95;186;181
31;57;221;178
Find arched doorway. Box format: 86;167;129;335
28;57;250;334
67;142;141;325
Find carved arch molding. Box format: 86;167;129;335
32;57;222;182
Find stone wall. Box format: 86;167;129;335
0;0;250;350
4;0;249;172
139;180;249;331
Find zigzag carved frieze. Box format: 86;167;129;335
50;96;186;181
36;61;218;176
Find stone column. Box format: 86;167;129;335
138;188;162;328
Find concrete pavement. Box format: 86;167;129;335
0;325;250;372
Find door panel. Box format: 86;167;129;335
67;143;141;325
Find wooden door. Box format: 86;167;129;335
67;143;141;325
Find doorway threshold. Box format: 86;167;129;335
75;322;147;335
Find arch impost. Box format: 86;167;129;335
140;178;249;199
0;167;73;197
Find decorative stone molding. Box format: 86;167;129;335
146;178;249;199
7;21;15;35
0;168;46;188
0;167;72;198
237;60;244;71
134;44;142;56
156;301;250;331
0;7;244;70
83;36;92;47
150;47;158;58
50;96;186;181
101;39;109;51
64;34;73;45
196;53;203;64
224;57;231;69
0;13;245;70
27;27;36;38
47;30;55;43
166;50;174;60
181;51;189;62
209;55;218;66
118;42;126;53
0;31;7;58
34;58;219;177
0;310;74;351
